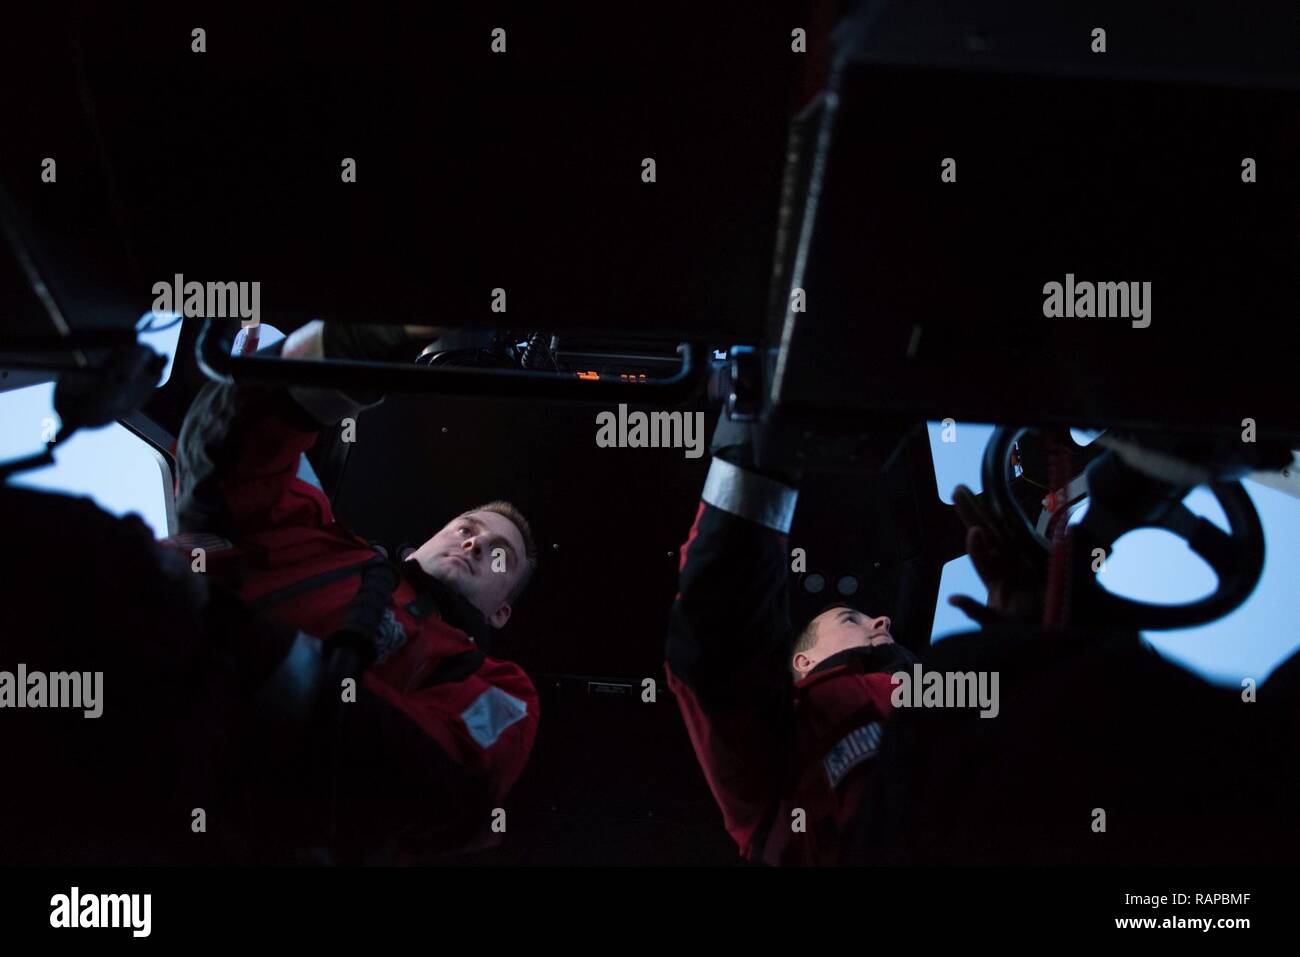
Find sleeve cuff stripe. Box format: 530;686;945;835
701;458;798;533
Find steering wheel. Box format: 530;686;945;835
980;426;1091;558
981;426;1265;630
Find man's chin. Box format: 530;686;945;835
425;562;460;585
412;560;497;622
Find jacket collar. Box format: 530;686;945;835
806;642;920;681
398;558;494;652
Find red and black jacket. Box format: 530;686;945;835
170;372;538;855
666;459;896;865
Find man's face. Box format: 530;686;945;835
792;605;893;678
406;510;528;628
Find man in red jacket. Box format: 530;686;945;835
173;320;539;861
665;413;921;866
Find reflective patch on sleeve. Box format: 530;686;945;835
461;686;529;749
823;721;883;789
701;458;798;533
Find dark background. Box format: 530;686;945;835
0;1;820;342
0;0;835;865
1;1;1296;864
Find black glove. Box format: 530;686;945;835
946;484;1047;627
322;323;428;364
709;412;803;488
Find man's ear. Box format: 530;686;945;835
793;652;813;677
487;602;513;630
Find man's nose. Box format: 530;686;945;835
871;616;891;634
462;537;481;557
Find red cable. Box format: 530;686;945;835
1041;434;1073;631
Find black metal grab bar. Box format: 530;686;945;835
196;320;705;404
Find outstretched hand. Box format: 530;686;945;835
947;483;1046;627
323;322;442;363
